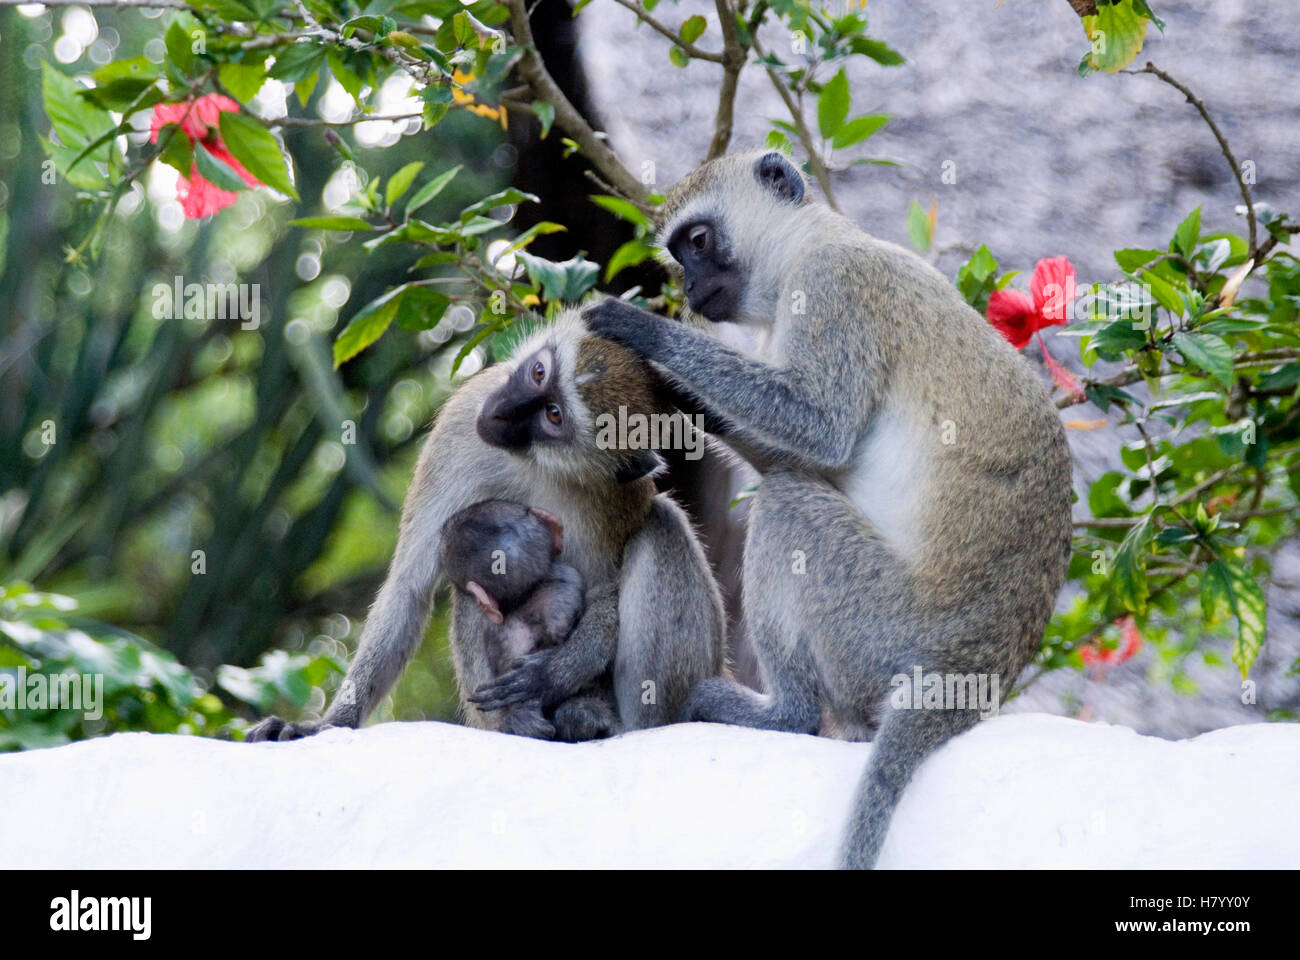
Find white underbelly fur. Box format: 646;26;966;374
838;411;927;554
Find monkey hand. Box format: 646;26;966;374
582;298;667;359
468;651;555;712
245;715;334;742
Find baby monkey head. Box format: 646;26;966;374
658;150;809;323
439;500;563;624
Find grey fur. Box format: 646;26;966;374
441;500;604;741
247;312;726;744
585;151;1072;868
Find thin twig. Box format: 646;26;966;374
750;29;837;209
607;0;726;62
1124;62;1258;259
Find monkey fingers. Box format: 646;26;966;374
245;715;333;742
582;299;668;357
467;651;552;711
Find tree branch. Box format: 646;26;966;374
749;29;837;210
704;0;746;161
1124;62;1258;260
507;0;649;209
607;0;726;62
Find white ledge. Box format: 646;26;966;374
3;714;1296;868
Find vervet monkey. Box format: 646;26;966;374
585;151;1073;868
439;499;614;741
247;311;725;743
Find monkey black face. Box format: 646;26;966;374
666;218;743;322
476;346;573;452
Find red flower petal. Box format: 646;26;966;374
1116;616;1144;664
177;167;240;219
1037;333;1087;402
1030;256;1078;326
986;288;1037;349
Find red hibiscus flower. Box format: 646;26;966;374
150;94;260;219
1081;616;1144;668
987;256;1084;401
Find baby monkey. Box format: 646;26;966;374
440;499;612;740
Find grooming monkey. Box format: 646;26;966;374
585;151;1072;868
248;311;725;743
439;500;615;741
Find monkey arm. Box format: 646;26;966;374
584;299;863;471
248;370;515;742
469;580;619;712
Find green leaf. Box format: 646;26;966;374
1202;558;1266;678
503;220;566;255
268;42;327;83
385;161;425;208
1114;247;1165;274
516;250;600;303
394;287;451;331
1083;0;1151;74
1171;331;1234;387
532;100;555;137
605;239;654;282
1257;364;1300;391
680;14;706;44
156;126;193;177
1173;206;1202;259
197;0;257;19
92;57;161;85
334;287;404;366
1088;319;1148;360
590;194;653;231
218;111;299;200
850;36;905;66
831;114;888;150
459;188;538;222
327;50;366;108
291;216;374;231
668;46;689;68
193;142;251;193
406;164;462;216
219;59;268;103
164;20;196;79
817;68;850;140
1140;268;1185;317
1111;512;1154;613
906;199;932;254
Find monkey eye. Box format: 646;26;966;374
531;360;546;384
688;224;711;252
545;403;563;425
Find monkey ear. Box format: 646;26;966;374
614;448;666;484
754;152;805;204
528;506;564;556
466;581;504;625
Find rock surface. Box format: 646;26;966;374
4;715;1296;868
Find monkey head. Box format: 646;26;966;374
439;500;564;623
656;150;810;324
475;311;668;485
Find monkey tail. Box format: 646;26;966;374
839;704;981;869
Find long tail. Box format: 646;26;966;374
839;704;981;869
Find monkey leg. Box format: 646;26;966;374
551;693;618;742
